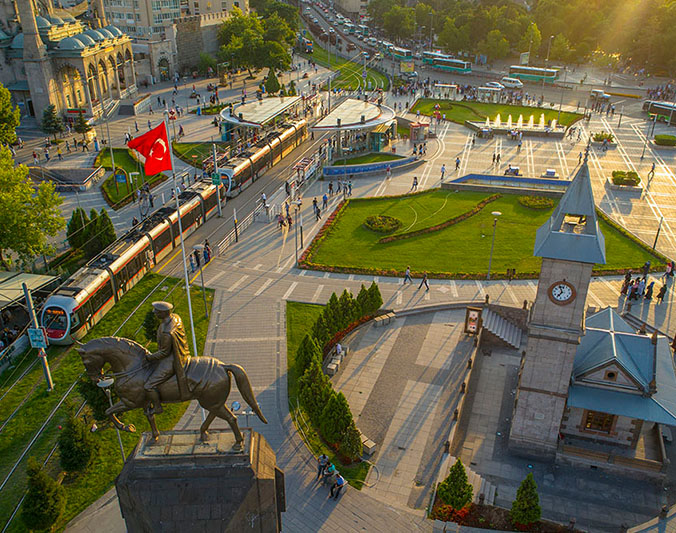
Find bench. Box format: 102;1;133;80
358;429;377;456
373;312;396;328
324;345;349;376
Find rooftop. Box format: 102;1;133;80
219;96;302;129
312;98;396;131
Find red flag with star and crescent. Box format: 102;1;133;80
127;122;172;175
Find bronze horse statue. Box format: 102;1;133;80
77;336;267;449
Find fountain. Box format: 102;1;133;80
506;115;513;129
539;114;545;129
527;115;534;128
485;117;491;127
517;115;524;129
494;114;501;127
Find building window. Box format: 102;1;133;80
584;411;614;433
604;370;617;381
66;95;72;107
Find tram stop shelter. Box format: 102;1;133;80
219;95;305;141
434;83;458;99
311;98;397;156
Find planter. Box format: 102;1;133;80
651;140;676;149
605;178;642;193
591;140;617;149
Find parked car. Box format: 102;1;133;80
500;77;523;89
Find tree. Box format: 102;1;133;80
295;334;322;377
319;391;353;444
324;292;341;333
311;314;329;348
83;208;100;259
367;0;391;27
287;80;297;96
198;52;217;76
549;33;571;62
41;105;64;141
383;5;415;42
143;308;160;343
0;147;65;268
339;420;362;460
0;82;20;145
77;376;111;423
66;208;90;250
96;208;117;250
338;289;357;328
73;111;92;141
264;12;295;47
519;22;542;56
59;410;98;472
510;473;541;525
21;457;65;531
479;29;510;61
356;284;369;317
437;458;473;509
264;68;281;95
438;18;470;54
298;358;332;422
367;282;383;315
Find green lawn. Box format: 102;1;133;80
410;99;583;128
304;190;664;278
0;273;214;532
286;301;370;489
173;142;228;169
301;39;389;91
333;153;403;166
97;148;167;209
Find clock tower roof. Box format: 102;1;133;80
533;149;606;264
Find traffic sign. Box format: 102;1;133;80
231;401;241;412
211;173;221;185
115;172;126;183
28;327;48;349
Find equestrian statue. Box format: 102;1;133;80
77;301;267;450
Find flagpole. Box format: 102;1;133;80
164;115;199;359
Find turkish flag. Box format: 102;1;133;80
128;122;172;175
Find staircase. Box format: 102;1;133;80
441;456;496;505
481;309;523;349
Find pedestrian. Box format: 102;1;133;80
455;157;460;170
386;165;391;179
317;454;329;479
135;121;139;132
312;197;318;214
315;205;321;221
650;162;656;178
411;176;418;191
189;254;196;273
638;277;646;297
496;153;501;164
330;474;346;500
328;181;333;195
418;271;429;291
148;120;152;130
57;147;62;160
348;180;352;196
666;262;673;278
657;284;667;304
194;249;201;268
322;193;328;210
642;261;651;277
492;153;496;165
440;164;446;180
404;266;412;284
203;245;210;264
44;148;50;162
579;152;583;165
645;281;655;300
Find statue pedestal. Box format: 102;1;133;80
115;429;285;533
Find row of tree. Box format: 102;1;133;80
367;0;676;73
296;283;383;461
42;105;92;141
66;207;117;260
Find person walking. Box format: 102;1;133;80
386;165;391;179
578;152;583;165
411;176;418;191
315;205;321;221
645;281;655;300
316;454;328;480
330;474;347;500
404;266;412;284
322;193;328;210
657;284;667;304
496;153;501;165
440;164;446;181
455;157;460;171
57;147;62;161
649;162;656;179
492;153;496;165
312;197;318;214
418;271;429;291
642;261;651;278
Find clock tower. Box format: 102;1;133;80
509;150;606;459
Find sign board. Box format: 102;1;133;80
211;173;221;185
115;172;127;183
28;327;48;349
231;401;241;412
362;69;367;79
464;307;482;335
520;52;530;65
400;61;415;73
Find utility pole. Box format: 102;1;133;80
212;143;222;217
23;283;53;391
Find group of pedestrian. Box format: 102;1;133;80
402;266;429;291
316;454;347;501
620;261;673;304
188;239;212;273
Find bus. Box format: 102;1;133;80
390;46;413;61
422;51;451;65
358;24;369;37
508;65;559;83
431;58;472;74
642;100;676;125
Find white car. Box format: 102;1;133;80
485;81;505;90
500;77;524;89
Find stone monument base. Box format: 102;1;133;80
115;429;284;533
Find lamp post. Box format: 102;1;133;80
429;12;434;52
542;35;554;99
97;377;125;462
292;200;302;264
487;211;502;280
641;114;657;159
192;244;209;319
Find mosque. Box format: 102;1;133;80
0;0;136;122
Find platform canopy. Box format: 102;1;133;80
219;96;302;129
312;98;396;132
0;272;59;309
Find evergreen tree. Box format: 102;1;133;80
339;420;363;460
295;334;322;377
97;208;117;249
58;410;98;472
41;105;64;141
279;83;287;96
338;289;357;327
264;68;281;94
77;376;110;423
298;358;332;422
83;208;101;259
356;284;369;317
0;81;21;145
510;473;541;526
324;292;341;334
66;208;89;250
319;391;352;444
367;282;383;315
143;308;160;343
73;111;92;141
437;458;473;510
21;457;65;531
288;80;297;96
311;314;329;348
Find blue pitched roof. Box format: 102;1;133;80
533;158;606;264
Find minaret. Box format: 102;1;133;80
15;0;58;122
509;145;606;459
91;0;107;28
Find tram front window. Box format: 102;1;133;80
43;307;68;335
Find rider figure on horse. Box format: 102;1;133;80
145;301;191;414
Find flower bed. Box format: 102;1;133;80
592;131;614;143
611;170;640;186
378;194;501;244
363;215;402;234
518;196;555;210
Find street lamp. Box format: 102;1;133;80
192;244;209;319
487;211;502;280
97;377;125;463
292;200;302;264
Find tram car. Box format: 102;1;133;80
41;119;307;345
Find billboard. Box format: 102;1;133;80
520;52;530;65
400;61;415;73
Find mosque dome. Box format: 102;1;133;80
57;36;85;50
74;33;96;46
104;25;123;37
62;14;77;22
46;15;64;25
83;29;105;41
10;33;24;49
98;28;114;39
35;16;51;28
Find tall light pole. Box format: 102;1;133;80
542;35;554;99
487;211;502;280
192;244;209;319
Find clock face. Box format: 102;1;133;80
548;281;576;305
